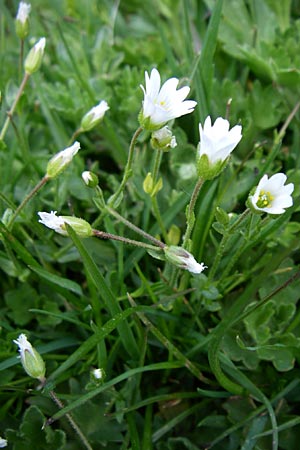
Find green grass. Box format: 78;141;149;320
1;0;300;449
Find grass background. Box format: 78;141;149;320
1;0;300;448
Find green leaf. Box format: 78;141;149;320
29;265;83;296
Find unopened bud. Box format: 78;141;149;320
143;172;163;197
151;126;177;152
15;2;31;39
46;141;80;179
82;171;98;188
38;211;93;237
24;37;46;74
81;101;109;132
13;334;45;380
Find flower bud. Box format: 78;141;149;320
46;141;80;179
164;245;207;274
13;334;46;380
150;126;177;152
15;2;31;39
24;37;46;74
91;368;105;385
38;211;93;237
0;437;8;448
143;172;163;197
81;101;109;132
82;171;98;188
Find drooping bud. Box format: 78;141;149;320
164;245;207;274
24;37;46;74
13;334;46;381
82;170;99;188
38;211;93;237
46;141;80;179
15;2;31;39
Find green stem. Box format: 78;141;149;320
152;148;163;183
182;177;205;249
109;126;143;207
92;229;164;252
150;149;169;241
0;72;30;142
68;127;83;146
208;208;251;281
106;206;166;248
48;389;93;450
8;175;49;228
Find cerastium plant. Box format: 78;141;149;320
1;1;299;449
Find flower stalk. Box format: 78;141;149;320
182;177;205;249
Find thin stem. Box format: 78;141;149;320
48;389;93;450
8;175;49;228
92;229;164;252
109;126;143;207
152;148;163;183
277;101;300;142
0;72;30;142
19;39;24;80
106;206;166;248
182;177;205;249
127;294;210;384
208;208;251;281
68;127;83;146
151;197;169;243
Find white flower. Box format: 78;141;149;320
92;368;103;380
81;100;109;131
13;334;46;380
139;68;197;130
38;211;93;237
16;2;31;23
164;246;207;274
197;116;242;179
249;173;294;214
198;116;242;165
46;141;80;178
0;437;7;448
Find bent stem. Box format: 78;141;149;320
0;72;31;142
106;206;166;248
93;229;165;252
182;177;205;249
8;175;49;228
109;126;143;207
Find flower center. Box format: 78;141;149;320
256;190;274;208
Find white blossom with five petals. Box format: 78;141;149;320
248;173;294;214
139;68;197;130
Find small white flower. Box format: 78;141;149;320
139;68;197;130
13;334;34;358
38;211;93;237
198;116;242;165
249;173;294;214
38;211;66;234
164;246;207;274
46;141;80;178
0;437;7;448
93;368;103;380
81;100;109;131
16;2;31;24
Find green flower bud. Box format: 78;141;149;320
24;37;46;74
15;2;31;39
164;245;207;274
46;141;80;179
150;126;177;152
82;171;99;188
81;101;109;132
13;334;45;380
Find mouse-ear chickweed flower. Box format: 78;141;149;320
38;211;93;237
151;126;177;151
248;173;294;215
13;334;46;381
24;37;46;74
81;100;109;132
0;437;8;448
46;141;80;178
197;116;242;180
139;68;197;131
15;2;31;39
164;246;207;274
